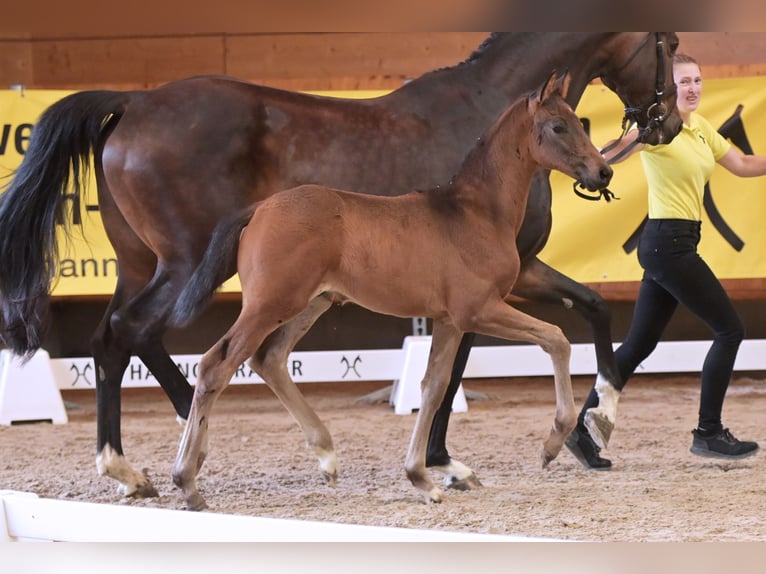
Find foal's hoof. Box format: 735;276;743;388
425;487;444;504
584;409;614;449
322;470;338;488
185;493;209;512
124;471;159;498
444;472;483;491
130;480;159;499
540;448;557;469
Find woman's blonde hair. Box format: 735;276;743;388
674;53;699;66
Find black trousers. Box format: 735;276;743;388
579;218;745;431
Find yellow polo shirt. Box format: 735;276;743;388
639;112;731;220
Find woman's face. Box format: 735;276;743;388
674;62;703;116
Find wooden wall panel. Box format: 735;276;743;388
2;33;766;91
677;32;766;78
26;36;225;89
0;40;33;87
225;32;487;91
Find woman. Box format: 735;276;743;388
567;53;765;469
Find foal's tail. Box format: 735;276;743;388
0;90;130;357
170;207;256;328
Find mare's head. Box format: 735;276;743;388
600;32;683;145
526;71;612;192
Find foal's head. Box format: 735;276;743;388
527;71;613;192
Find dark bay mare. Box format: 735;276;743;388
0;33;682;498
172;72;612;509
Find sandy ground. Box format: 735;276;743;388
1;373;765;542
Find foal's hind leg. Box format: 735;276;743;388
512;256;621;448
404;318;464;503
249;296;338;485
173;307;273;510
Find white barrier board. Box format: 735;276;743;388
48;338;766;390
0;490;554;542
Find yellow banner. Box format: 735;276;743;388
544;75;766;283
2;80;765;297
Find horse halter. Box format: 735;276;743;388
614;32;677;145
574;32;676;202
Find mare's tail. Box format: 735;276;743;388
0;90;130;357
170;207;256;327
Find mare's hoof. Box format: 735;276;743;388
444;472;483;491
584;409;614;449
540;449;556;469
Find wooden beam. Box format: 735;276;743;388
3;33;766;91
0;40;33;88
225;33;486;90
580;278;766;303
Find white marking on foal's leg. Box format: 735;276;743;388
314;447;339;487
584;373;621;449
174;416;208;473
97;445;157;497
433;459;483;490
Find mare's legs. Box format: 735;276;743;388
404;318;465;503
510;257;621;448
91;280;157;497
93;183;196;496
249;296;338;485
92;263;195;496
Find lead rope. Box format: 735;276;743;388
572;120;638;203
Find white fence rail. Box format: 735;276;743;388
2;338;766;425
47;338;766;390
0;490;548;542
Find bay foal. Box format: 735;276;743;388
171;72;613;509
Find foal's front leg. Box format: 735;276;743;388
404;319;464;503
512;256;621;448
471;298;577;466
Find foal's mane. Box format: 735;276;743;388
414;89;532;206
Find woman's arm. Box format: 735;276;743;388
600;129;644;164
717;147;766;177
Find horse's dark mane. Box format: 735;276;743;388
467;33;505;62
424;32;507;76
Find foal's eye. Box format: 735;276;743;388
552;124;567;134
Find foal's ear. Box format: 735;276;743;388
542;70;570;100
530;70;570;112
555;70;571;99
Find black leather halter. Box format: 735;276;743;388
574;32;676;202
614;32;677;144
